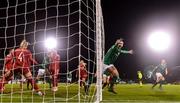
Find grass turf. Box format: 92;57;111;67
0;83;96;103
102;84;180;103
0;83;180;102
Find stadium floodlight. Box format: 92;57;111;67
44;37;57;49
147;31;171;52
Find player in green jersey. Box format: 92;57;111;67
103;38;133;93
67;71;72;84
39;54;52;88
152;59;168;90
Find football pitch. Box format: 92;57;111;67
102;84;180;103
0;83;180;103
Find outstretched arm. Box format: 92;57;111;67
121;49;133;54
30;55;38;65
29;51;38;65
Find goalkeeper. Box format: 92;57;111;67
103;38;133;93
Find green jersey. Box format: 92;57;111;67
104;45;129;65
41;56;50;69
155;64;167;75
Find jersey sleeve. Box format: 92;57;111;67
5;53;13;64
120;50;130;54
111;45;118;51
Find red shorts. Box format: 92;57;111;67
80;74;88;80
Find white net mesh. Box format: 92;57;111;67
0;0;104;102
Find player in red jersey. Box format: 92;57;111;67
47;50;60;92
0;49;15;87
76;60;89;94
0;40;43;96
4;49;14;73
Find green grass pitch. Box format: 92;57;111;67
0;83;96;103
0;83;180;103
102;84;180;103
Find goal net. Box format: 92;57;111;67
0;0;104;102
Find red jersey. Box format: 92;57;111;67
13;48;38;68
77;64;88;78
80;68;88;78
4;52;14;71
49;52;60;71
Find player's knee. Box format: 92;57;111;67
82;78;86;82
24;72;32;79
25;75;32;80
115;72;119;76
112;72;118;77
4;72;13;81
4;71;11;77
161;77;165;81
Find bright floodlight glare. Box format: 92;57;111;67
148;31;171;52
45;37;57;49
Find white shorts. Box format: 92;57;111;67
38;69;45;76
67;78;72;81
155;72;165;82
20;78;26;82
103;64;114;73
156;72;163;78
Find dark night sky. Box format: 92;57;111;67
102;0;180;80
